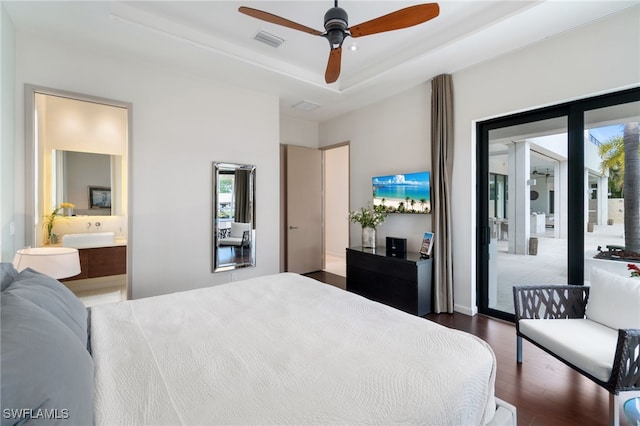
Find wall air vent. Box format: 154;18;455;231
253;30;285;48
291;100;320;112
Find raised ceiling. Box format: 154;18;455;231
4;1;638;122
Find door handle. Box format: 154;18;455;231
289;226;299;230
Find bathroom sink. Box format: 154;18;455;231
62;232;115;248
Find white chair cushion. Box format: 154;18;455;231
586;267;640;330
219;237;243;247
230;222;251;238
519;318;617;382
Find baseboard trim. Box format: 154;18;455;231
454;303;478;316
326;251;345;259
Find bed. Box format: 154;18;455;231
1;265;516;425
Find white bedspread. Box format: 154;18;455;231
91;273;496;425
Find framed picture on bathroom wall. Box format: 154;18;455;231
89;186;111;209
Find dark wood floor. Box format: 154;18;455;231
216;246;251;264
305;271;636;426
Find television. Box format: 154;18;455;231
372;171;431;214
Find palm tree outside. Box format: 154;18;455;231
598;136;625;197
597;122;640;254
622;122;639;253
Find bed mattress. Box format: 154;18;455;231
91;273;497;425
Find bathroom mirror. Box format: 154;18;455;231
212;162;256;272
53;150;123;216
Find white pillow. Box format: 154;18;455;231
586;267;640;330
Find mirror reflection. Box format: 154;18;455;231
213;162;256;272
54;150;122;216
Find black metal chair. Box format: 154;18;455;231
237;230;251;256
513;284;640;426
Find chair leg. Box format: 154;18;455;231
516;336;523;364
609;393;619;426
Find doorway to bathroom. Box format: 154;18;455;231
323;143;350;278
25;85;132;303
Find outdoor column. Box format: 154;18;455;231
597;174;608;225
584;168;591;232
507;140;531;255
558;161;569;239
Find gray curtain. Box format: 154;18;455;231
430;74;454;313
234;170;251;223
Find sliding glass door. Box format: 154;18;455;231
481;115;569;317
477;88;640;321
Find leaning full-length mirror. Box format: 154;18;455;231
212;162;256;272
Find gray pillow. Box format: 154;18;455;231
1;262;18;291
6;268;88;347
0;293;94;426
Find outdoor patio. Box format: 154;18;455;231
493;223;629;313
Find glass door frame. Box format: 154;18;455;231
489;173;508;223
477;87;640;322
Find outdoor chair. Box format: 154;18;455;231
513;267;640;425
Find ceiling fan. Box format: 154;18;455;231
532;169;551;178
239;1;440;84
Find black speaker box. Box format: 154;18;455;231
386;237;407;254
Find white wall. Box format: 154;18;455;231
584;134;603;172
12;32;281;299
280;115;319;148
320;7;639;315
319;85;432;252
1;3;16;261
41;94;128;156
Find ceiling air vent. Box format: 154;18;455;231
291;100;320;112
253;30;285;48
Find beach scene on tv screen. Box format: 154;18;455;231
372;171;431;214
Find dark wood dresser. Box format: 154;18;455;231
346;246;432;316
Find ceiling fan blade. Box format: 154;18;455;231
238;6;323;36
325;48;342;84
349;3;440;38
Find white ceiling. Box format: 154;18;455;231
4;1;638;123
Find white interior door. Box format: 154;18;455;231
286;145;323;273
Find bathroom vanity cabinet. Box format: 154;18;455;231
63;245;126;281
60;245;127;304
